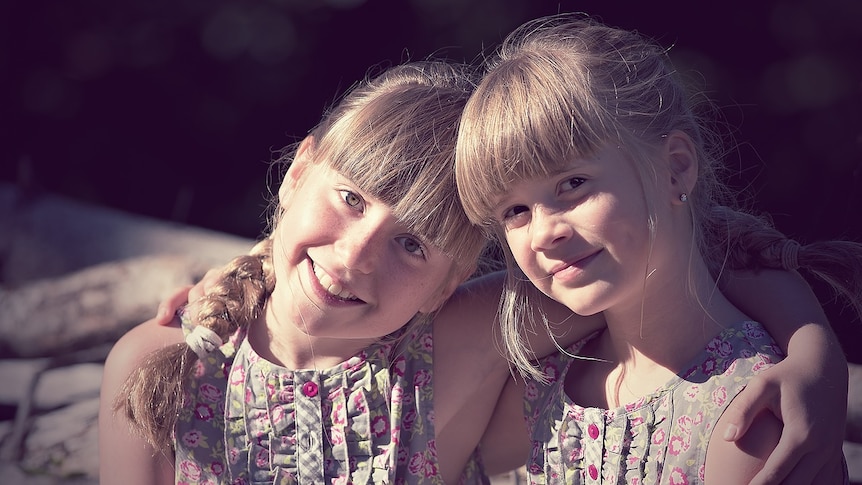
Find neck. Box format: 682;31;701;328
574;257;748;407
250;301;380;370
605;258;744;364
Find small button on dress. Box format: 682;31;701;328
301;381;318;398
588;464;598;480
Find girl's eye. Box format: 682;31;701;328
340;190;364;210
396;236;426;258
502;205;529;219
560;177;585;193
500;205;530;229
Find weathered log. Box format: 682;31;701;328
0;255;213;358
0;182;254;286
0;182;256;358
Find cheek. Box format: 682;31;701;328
275;218;300;258
591;195;646;239
504;229;533;261
409;263;459;311
504;238;546;284
269;231;295;282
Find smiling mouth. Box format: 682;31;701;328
312;262;360;301
549;250;601;277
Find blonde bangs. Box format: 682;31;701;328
457;50;612;226
314;76;484;267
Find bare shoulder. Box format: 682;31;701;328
99;318;181;484
103;317;184;383
100;315;184;421
446;271;505;316
705;408;782;484
708;406;847;484
433;271;506;371
430;272;510;483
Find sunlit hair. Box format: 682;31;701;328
456;14;862;381
291;61;486;276
116;61;490;449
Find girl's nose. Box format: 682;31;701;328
335;219;387;274
530;207;572;252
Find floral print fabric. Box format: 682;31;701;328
173;322;488;484
524;321;787;484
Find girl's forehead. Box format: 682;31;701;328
511;148;604;178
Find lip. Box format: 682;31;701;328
547;249;602;280
305;258;365;305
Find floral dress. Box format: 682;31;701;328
173;322;488;484
523;320;797;484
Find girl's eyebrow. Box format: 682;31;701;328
486;192;515;220
562;155;606;176
547;160;588;178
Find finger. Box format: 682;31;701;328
809;448;846;485
775;459;821;485
155;285;194;326
752;446;844;485
722;377;780;442
746;430;809;485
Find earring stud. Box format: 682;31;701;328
679;193;688;202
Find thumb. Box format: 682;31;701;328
721;374;781;442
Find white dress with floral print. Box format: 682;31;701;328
173;322;488;485
523;320;801;485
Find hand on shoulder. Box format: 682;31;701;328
706;409;782;484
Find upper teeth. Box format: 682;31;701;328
313;263;357;300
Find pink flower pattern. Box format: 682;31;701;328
209;461;224;476
198;383;222;402
524;322;784;484
181;429;203;448
172;323;483;484
371;415;388;438
178;460;202;481
194;403;214;422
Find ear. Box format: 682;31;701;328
278;136;315;203
663;131;698;205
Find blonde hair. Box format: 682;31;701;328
117;61;489;449
455;14;862;380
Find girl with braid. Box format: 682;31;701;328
101;61;497;484
101;56;848;484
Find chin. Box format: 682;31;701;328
553;290;608;317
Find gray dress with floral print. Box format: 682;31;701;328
521;320;841;484
173;322;488;484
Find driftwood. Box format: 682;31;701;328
0;255;212;358
0;182;255;357
0;183;255;286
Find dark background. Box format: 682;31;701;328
3;0;861;359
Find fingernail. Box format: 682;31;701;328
723;424;738;441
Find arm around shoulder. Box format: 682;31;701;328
720;269;849;483
99;318;182;485
478;377;531;476
706;408;782;484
